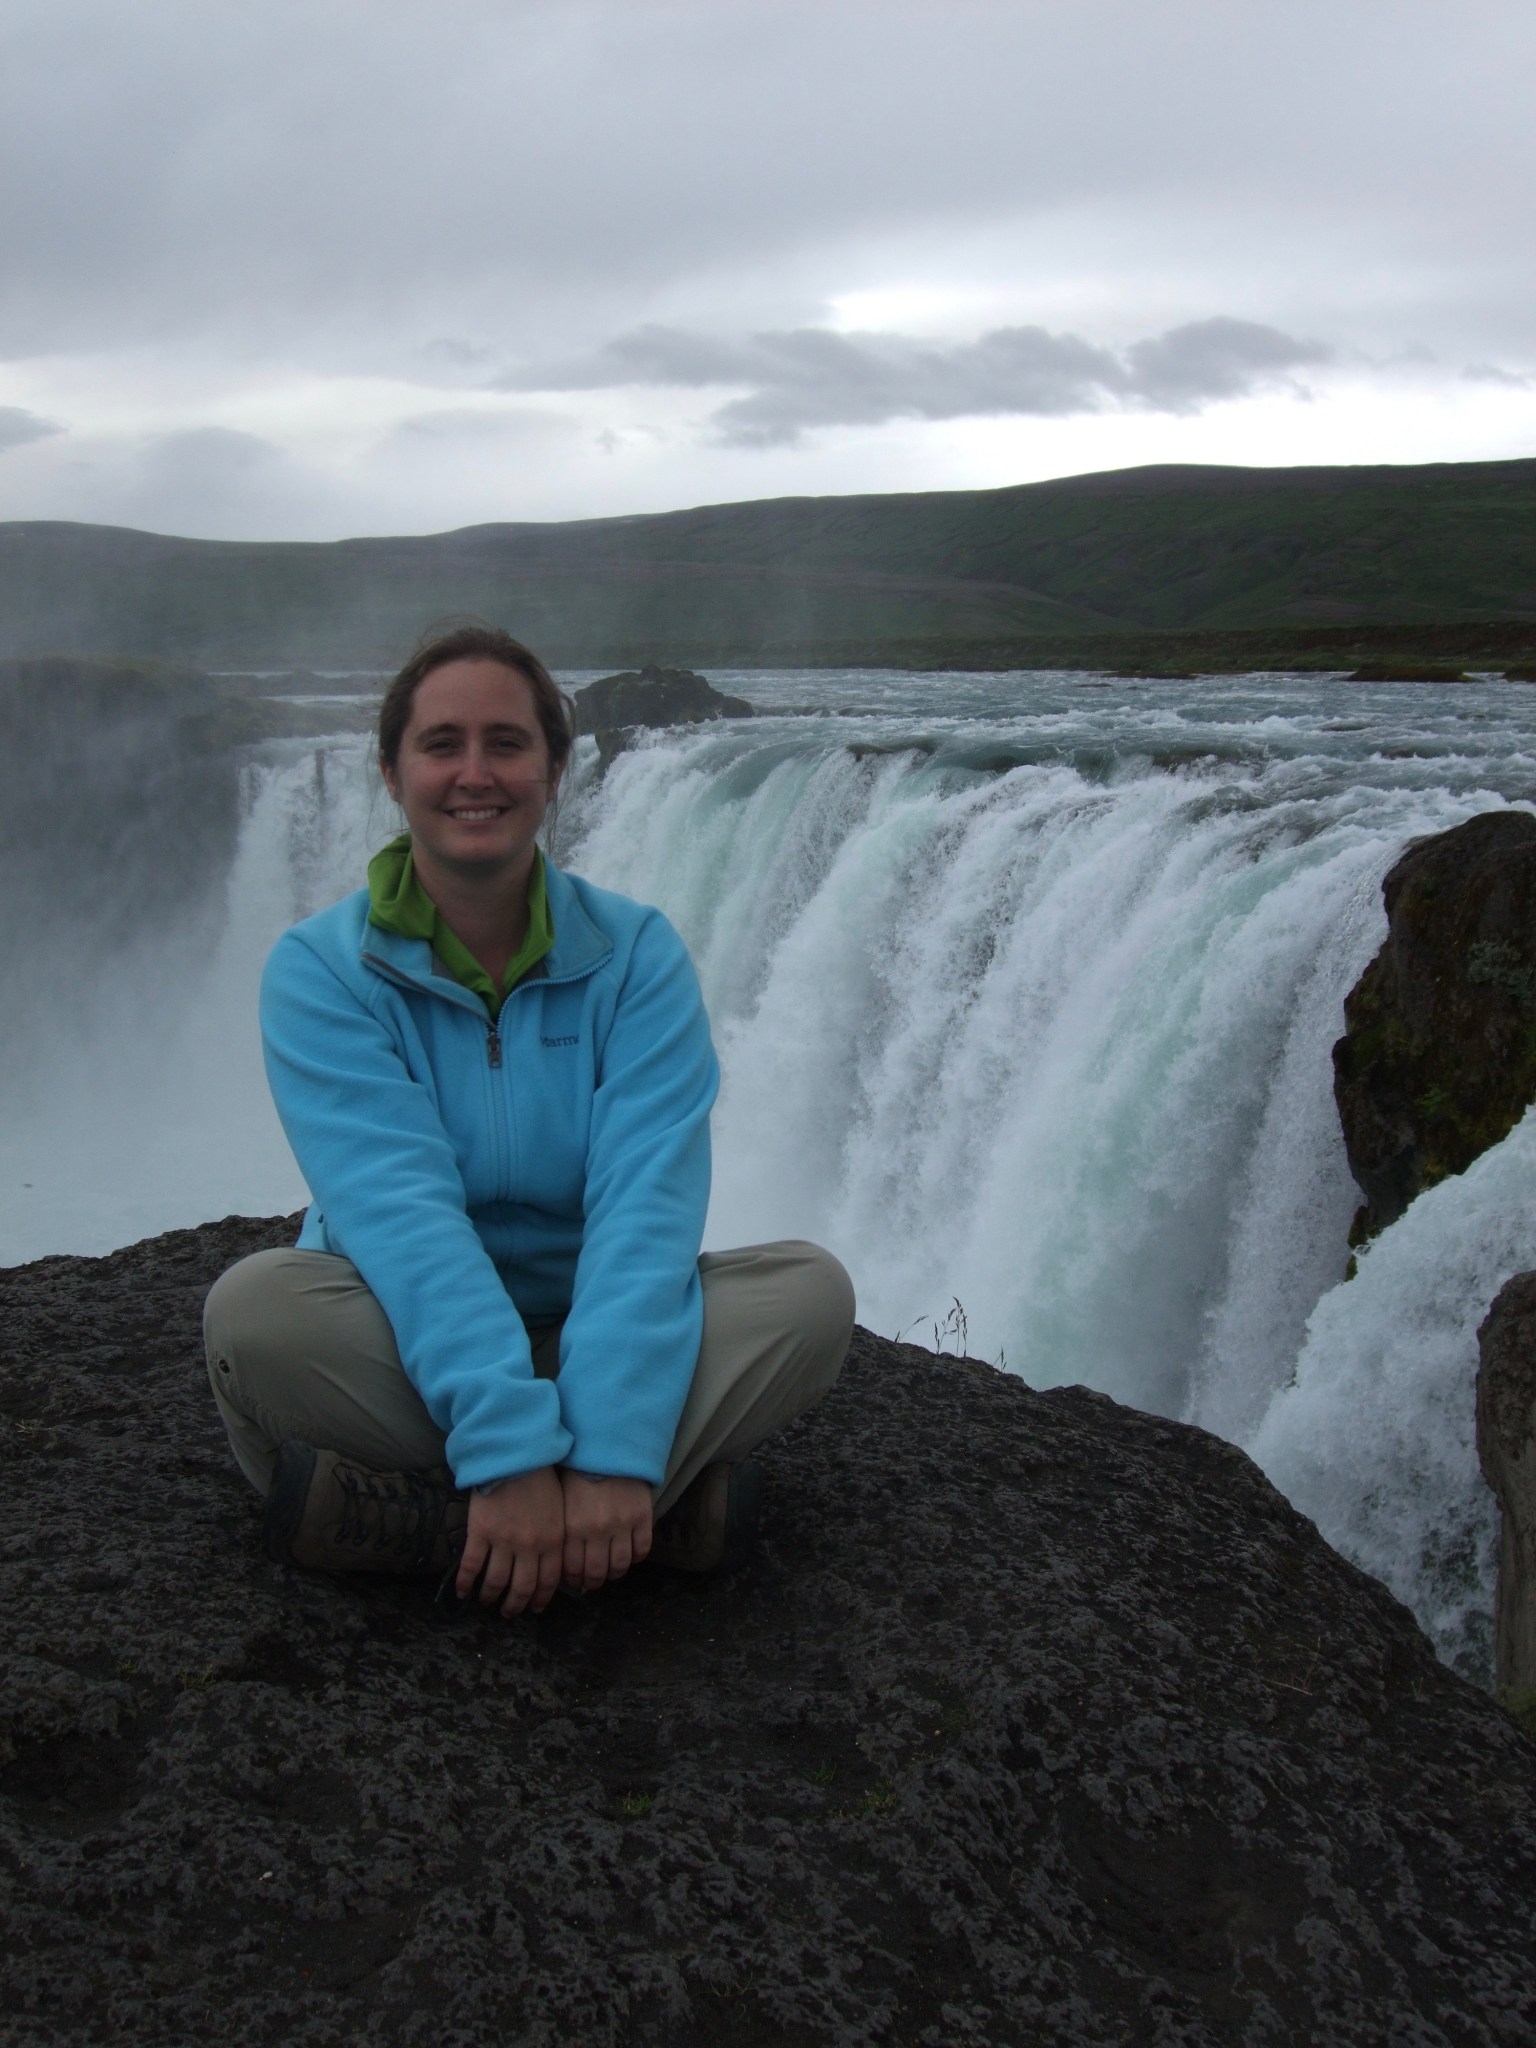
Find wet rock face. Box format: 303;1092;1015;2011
4;1217;1536;2047
1333;808;1536;1243
1479;1271;1536;1698
572;665;754;769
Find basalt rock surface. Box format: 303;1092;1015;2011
1333;807;1536;1242
3;1215;1536;2048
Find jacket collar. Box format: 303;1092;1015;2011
358;856;612;1001
541;860;612;980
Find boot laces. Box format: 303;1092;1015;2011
332;1463;444;1560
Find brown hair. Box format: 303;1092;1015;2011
377;623;575;779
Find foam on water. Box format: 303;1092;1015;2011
1248;1105;1536;1677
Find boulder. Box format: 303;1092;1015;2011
1479;1271;1536;1699
571;665;753;769
4;1216;1536;2045
1333;808;1536;1242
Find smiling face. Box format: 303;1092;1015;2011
380;657;558;890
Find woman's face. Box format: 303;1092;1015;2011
382;658;558;882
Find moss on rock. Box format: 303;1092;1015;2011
1334;809;1536;1241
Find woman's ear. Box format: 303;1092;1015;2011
380;755;398;802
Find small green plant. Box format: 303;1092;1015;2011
179;1666;220;1692
114;1658;141;1680
808;1761;837;1786
1498;1686;1536;1741
1415;1082;1452;1119
619;1790;654;1818
835;1783;898;1820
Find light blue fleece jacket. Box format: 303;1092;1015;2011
258;861;719;1491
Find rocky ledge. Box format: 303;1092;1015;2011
3;1215;1535;2048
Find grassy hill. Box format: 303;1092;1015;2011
1;456;1532;670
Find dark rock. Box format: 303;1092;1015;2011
1333;809;1536;1243
1479;1272;1536;1700
4;1218;1536;2044
1345;663;1470;682
1107;668;1198;680
572;665;753;769
847;738;939;763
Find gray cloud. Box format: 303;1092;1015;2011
1464;362;1534;389
0;0;1531;534
0;1;1531;372
502;316;1333;445
0;406;63;454
386;408;574;445
1124;319;1334;413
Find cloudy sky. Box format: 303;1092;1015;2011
1;0;1532;540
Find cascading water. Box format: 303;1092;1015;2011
558;672;1536;1679
0;735;381;1261
6;671;1533;1678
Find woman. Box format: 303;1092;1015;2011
204;625;853;1618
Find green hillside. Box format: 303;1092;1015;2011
0;457;1532;669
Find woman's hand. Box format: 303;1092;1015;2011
457;1466;566;1615
560;1470;654;1593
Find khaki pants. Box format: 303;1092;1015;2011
204;1240;853;1515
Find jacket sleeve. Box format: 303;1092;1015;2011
259;929;574;1489
554;911;718;1483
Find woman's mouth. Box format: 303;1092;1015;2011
449;806;506;821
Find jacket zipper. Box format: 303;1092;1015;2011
360;947;599;1071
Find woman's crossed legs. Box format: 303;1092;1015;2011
203;1240;853;1592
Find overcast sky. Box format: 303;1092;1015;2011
1;0;1532;540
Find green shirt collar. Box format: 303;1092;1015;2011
366;834;554;1020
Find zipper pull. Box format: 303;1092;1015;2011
486;1027;502;1069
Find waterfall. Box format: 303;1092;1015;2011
8;671;1533;1675
555;693;1531;1676
0;735;379;1263
1250;1107;1536;1678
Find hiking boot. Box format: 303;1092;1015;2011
648;1460;763;1574
263;1440;468;1576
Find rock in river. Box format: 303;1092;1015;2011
571;664;753;769
2;1215;1535;2046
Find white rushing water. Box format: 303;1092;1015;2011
6;670;1534;1677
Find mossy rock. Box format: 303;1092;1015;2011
1334;809;1536;1240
